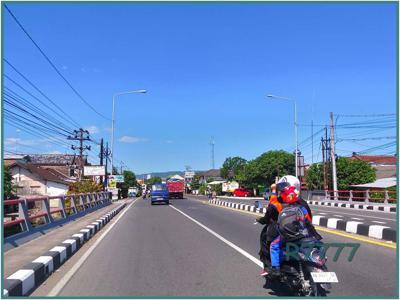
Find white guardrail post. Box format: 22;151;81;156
18;199;33;232
365;189;370;204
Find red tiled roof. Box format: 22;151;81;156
351;154;397;165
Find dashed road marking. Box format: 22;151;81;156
170;204;263;268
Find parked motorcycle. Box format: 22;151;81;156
257;221;338;296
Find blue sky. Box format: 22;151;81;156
3;2;397;174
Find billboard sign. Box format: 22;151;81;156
184;171;195;178
84;165;106;176
222;181;239;192
108;175;125;183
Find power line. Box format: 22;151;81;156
5;119;73;149
4;69;81;128
337;136;396;142
4;96;73;135
4;5;110;121
4;87;74;132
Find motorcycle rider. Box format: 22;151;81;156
257;175;321;278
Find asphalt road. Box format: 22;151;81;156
49;197;396;297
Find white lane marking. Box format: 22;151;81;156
372;221;387;224
351;217;364;221
312;208;396;221
319;213;327;215
48;201;137;296
169;205;263;268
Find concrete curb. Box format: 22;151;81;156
3;202;127;297
305;200;396;213
208;199;397;243
216;196;397;213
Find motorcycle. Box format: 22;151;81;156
256;221;338;296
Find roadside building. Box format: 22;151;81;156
196;169;223;184
7;160;76;197
350;153;396;179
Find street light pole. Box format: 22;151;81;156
267;94;299;178
111;89;147;175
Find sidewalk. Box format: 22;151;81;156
4;200;129;278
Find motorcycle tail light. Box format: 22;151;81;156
309;249;326;266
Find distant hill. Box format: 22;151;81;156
137;171;185;179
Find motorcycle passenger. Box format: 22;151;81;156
257;176;320;278
268;185;312;277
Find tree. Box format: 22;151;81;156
145;176;162;186
305;163;324;190
220;157;247;180
117;170;138;198
305;158;376;190
336;157;376;190
190;175;201;190
4;166;16;199
68;180;103;194
236;150;295;189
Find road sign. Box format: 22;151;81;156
84;165;106;176
108;175;124;183
184;171;195;178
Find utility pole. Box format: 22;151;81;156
68;129;91;181
99;138;104;185
311;120;314;164
321;137;326;190
330;112;338;199
210;136;215;169
103;142;111;191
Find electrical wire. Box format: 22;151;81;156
4;6;110;121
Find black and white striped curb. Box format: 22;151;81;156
208;199;396;243
216;196;397;213
306;200;396;213
3;203;127;297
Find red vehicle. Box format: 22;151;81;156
233;188;253;197
166;177;184;199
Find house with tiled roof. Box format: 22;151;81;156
6;158;77;197
350;153;397;180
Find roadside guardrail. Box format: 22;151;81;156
4;192;112;241
325;189;396;204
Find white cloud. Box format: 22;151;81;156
5;138;36;146
119;136;148;143
166;140;174;144
85;125;100;134
48;150;62;154
103;127;112;133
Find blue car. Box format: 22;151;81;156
151;184;170;205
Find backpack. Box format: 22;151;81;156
277;204;310;242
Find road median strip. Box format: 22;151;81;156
208;199;397;243
3;202;128;297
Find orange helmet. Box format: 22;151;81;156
280;185;299;204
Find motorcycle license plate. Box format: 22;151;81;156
310;272;338;283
